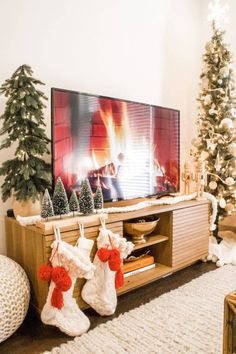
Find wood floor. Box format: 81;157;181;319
0;262;217;354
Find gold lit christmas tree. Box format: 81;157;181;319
192;1;236;217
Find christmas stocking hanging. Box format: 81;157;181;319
81;221;133;316
39;226;95;336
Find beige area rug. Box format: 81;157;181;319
44;265;236;354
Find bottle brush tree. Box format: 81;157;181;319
41;189;54;220
191;21;236;217
53;177;69;217
94;185;103;210
0;64;51;202
78;178;94;215
69;190;79;216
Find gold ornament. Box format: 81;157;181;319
206;139;217;151
192;138;201;148
204;95;211;105
225;177;235;186
231;108;236;117
220;118;234;129
209;108;217;115
220;66;229;78
209;181;217;190
214;152;221;172
201;151;209;160
225;203;234;212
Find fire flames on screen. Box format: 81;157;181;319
52;89;180;202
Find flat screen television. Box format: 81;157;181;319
51;88;180;202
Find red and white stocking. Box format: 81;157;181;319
39;226;95;336
81;223;133;316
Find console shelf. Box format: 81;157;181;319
5;199;210;313
133;234;168;251
118;264;172;295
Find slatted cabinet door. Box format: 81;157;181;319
172;204;209;269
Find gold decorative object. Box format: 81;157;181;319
194;160;206;199
124;218;160;244
181;162;192;194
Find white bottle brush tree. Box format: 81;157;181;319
94;185;103;211
41;189;54;220
69;190;79;216
191;20;236;217
53;177;69;217
79;179;94;215
0;65;51;202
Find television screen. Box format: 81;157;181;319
52;88;180;202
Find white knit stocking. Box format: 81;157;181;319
81;227;133;316
82;254;117;316
41;277;90;336
41;226;95;336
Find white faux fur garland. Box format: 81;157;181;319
203;192;217;231
102;193;197;213
17;214;41;226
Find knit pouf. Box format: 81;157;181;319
0;255;30;343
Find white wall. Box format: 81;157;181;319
0;0;206;254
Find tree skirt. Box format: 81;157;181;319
44;265;236;354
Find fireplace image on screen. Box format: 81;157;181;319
52;89;180;202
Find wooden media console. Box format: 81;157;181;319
5;199;210;314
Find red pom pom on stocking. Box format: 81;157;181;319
50;266;72;309
51;266;70;286
56;276;72;291
108;249;121;271
97;245;124;290
115;268;124;289
97;247;111;262
51;287;64;309
38;264;52;281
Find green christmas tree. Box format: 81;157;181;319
191;21;236;217
69;190;79;216
53;177;69;216
0;64;51;202
94;185;103;210
41;189;54;219
78;178;94;215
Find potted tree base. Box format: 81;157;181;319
12;196;41;217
